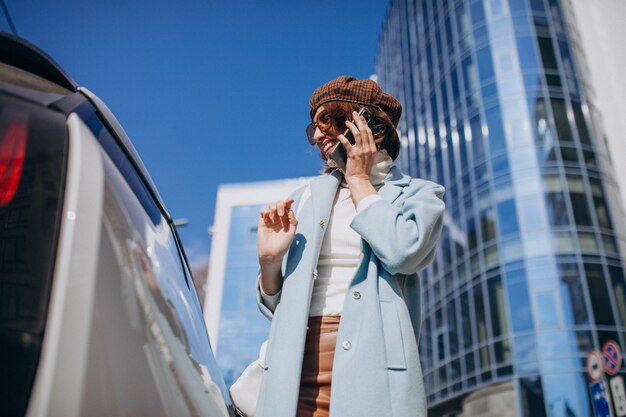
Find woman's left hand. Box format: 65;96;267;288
337;110;377;184
337;110;379;206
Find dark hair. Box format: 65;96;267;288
315;101;400;173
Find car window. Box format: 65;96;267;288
0;94;68;417
75;101;162;227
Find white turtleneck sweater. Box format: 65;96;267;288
261;150;393;317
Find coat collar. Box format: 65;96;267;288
377;165;410;204
308;165;410;229
309;170;341;231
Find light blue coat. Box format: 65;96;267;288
255;166;445;417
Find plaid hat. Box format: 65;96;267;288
309;76;402;127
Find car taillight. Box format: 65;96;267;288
0;118;28;206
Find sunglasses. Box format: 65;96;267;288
305;109;336;145
305;108;374;146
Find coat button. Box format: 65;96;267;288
342;340;352;350
319;219;325;229
352;291;361;300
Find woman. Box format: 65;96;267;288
255;76;445;417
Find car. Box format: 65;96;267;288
0;31;235;417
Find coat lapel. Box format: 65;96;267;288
378;165;411;204
309;170;342;244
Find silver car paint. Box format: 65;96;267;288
26;114;232;417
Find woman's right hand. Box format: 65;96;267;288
257;199;298;264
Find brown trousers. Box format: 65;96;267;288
296;316;340;417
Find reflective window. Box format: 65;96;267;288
545;192;569;226
486;106;506;155
536;293;559;327
598;330;621;350
583;150;598;171
463;58;480;109
542;373;587;417
467;217;478;251
567;175;592;226
458;125;470;181
456;4;472;54
491;153;510;176
589;178;613;230
519;197;545;232
572;101;592;146
470;1;485;26
551;98;573;143
609;266;626;327
558;40;577;80
460;290;474;350
538;37;558;70
470;115;485;161
497;199;519;236
529;0;546;14
519;376;548;417
529;98;551;149
537;331;569;360
559;263;589;325
585;263;616;326
448;299;459;356
494;339;512;364
488;275;509;337
560;146;579;164
437;333;446;361
505;269;534;332
516;36;540;72
509;0;528;14
480;207;497;244
476;45;495;83
514;334;538;365
572;330;594;357
545;74;562;88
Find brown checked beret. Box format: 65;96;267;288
309;75;402;127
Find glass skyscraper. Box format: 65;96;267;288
376;0;626;416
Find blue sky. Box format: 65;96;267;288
1;0;390;267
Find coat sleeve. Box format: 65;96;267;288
350;179;445;275
256;273;280;320
255;184;308;321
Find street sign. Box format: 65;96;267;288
589;349;604;381
591;380;614;417
610;376;626;417
604;341;623;376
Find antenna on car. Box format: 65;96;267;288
174;218;189;227
0;0;18;35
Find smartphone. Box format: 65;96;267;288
328;107;377;173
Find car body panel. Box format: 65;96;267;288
0;30;235;416
25;114;105;417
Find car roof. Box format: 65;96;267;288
0;30;171;221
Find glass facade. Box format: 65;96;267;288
376;0;626;415
216;204;269;387
204;178;310;387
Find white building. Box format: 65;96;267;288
569;0;626;218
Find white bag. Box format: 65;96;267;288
229;340;268;417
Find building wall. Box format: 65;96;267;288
376;0;626;416
203;178;310;386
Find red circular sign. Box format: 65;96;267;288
602;341;622;376
587;349;603;381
